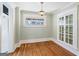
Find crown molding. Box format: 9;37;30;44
51;2;77;15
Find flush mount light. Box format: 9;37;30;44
39;2;45;16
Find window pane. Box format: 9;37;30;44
62;17;64;23
66;25;68;34
59;18;61;21
66;16;68;24
62;25;64;33
59;34;61;40
69;15;73;24
65;34;68;43
59;26;61;33
61;34;64;41
69;39;73;45
69;35;73;40
69;25;73;34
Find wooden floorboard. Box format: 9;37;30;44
9;41;76;56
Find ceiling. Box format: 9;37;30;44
14;2;75;13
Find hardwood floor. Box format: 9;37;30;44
9;41;76;56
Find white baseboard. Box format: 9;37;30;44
50;38;79;56
15;38;51;48
8;47;16;53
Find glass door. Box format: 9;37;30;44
59;17;64;41
65;14;73;45
58;14;73;45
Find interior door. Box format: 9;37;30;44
1;13;9;53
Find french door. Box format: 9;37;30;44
58;14;73;46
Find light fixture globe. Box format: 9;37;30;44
39;10;44;16
39;2;45;16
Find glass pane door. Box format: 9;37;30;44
59;17;64;41
65;14;73;45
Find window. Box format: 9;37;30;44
24;17;46;27
3;4;9;15
26;18;44;25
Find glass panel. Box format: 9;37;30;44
62;17;64;21
62;17;64;24
69;26;73;34
66;25;68;34
59;26;61;33
66;16;68;24
59;34;61;40
69;39;73;45
69;15;73;24
69;35;73;40
65;34;68;43
62;25;64;33
61;34;64;41
59;18;61;24
59;18;61;21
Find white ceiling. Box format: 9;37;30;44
14;2;75;13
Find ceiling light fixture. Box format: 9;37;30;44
39;2;45;16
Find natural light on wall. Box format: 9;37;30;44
23;13;47;27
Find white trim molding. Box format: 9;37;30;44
15;38;51;48
51;38;79;56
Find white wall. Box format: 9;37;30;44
52;14;57;39
19;11;52;40
14;7;20;44
8;3;15;52
77;5;79;50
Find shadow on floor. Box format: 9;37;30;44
0;53;9;56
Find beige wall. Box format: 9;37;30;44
19;11;52;40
